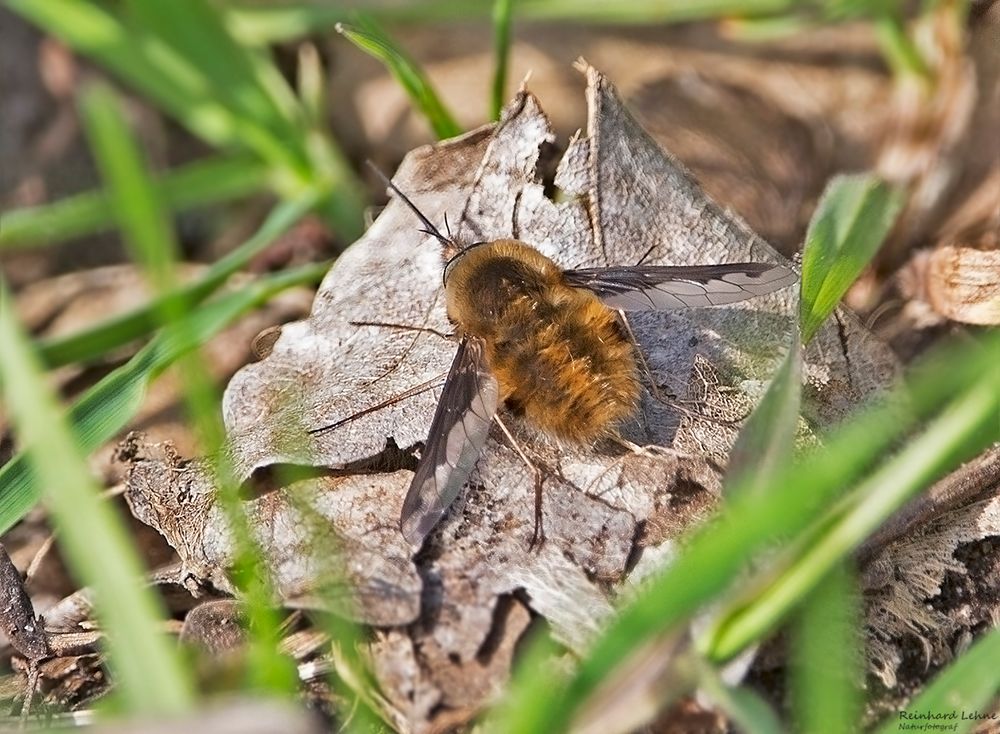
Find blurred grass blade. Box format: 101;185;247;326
799;174;904;342
81;79;230;467
0;261;328;535
37;193;317;368
298;42;328;128
277;491;388;730
704;359;1000;662
874;11;931;80
6;0;364;239
224;0;910;41
721;14;813;41
126;0;364;238
790;562;861;734
227;4;348;44
0;283;196;714
83;81;301;695
569;630;692;734
874;628;1000;734
336;16;462;139
81;83;181;293
724;333;802;499
122;0;310;176
495;330;999;732
489;628;564;732
0;155;267;250
697;662;786;734
476;0;798;23
225;3;488;44
225;0;800;36
491;0;514;119
7;0;272;158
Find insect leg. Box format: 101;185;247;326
608;434;681;460
493;414;546;551
617;310;742;429
349;320;454;342
511;189;523;240
308;372;447;435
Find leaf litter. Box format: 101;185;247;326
121;62;901;730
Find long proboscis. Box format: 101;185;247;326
367;161;455;253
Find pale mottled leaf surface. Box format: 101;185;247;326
122;435;422;628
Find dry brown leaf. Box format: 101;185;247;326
862;494;1000;692
124;63;898;731
900;242;1000;325
122;436;421;628
178;600;248;656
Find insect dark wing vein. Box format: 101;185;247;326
563;263;797;311
399;338;499;546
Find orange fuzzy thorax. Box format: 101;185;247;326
445;240;640;443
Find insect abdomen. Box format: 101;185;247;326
488;288;640;443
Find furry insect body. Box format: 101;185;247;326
445;240;640;443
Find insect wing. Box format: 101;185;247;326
563;263;797;310
400;338;499;546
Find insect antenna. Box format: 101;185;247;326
366;161;454;251
635;244;656;266
307;372;447;435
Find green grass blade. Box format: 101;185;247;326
725;173;901;498
489;629;563;732
6;0;249;153
496;330;999;732
225;2;486;45
298;43;328;128
224;0;798;39
80;83;181;291
0;155;268;250
122;0;364;238
224;0;912;41
227;4;349;44
696;663;787;734
512;0;798;22
874;628;1000;734
722;14;815;41
7;0;364;239
724;333;802;499
874;11;932;80
491;0;514;120
0;283;196;715
37;193;317;368
122;0;311;179
790;562;861;734
274;487;390;731
715;689;786;734
336;17;462;140
80;81;301;695
0;261;328;536
703;361;999;661
799;174;904;342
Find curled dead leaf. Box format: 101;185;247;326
901;242;1000;325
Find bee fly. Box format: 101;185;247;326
315;164;797;549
